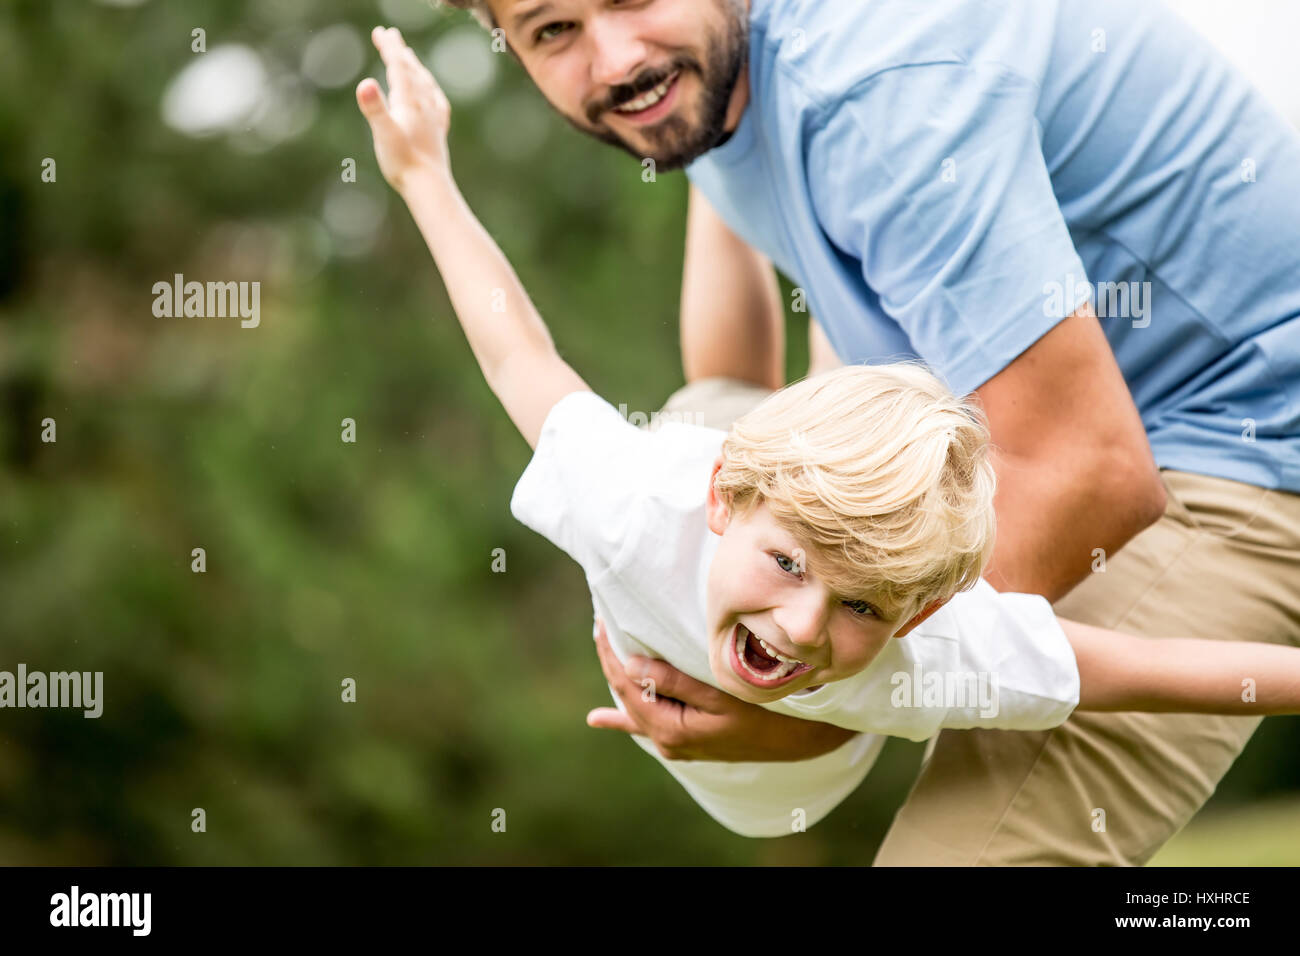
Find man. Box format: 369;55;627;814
433;0;1300;864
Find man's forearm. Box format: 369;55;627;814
679;186;786;389
982;445;1166;602
975;305;1168;601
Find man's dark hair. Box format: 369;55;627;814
434;0;498;31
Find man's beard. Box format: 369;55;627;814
561;3;749;172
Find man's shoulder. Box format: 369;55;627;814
757;0;1047;113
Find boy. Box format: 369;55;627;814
357;27;1300;838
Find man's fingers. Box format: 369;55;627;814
624;655;730;713
592;625;633;694
594;623;730;713
585;707;640;735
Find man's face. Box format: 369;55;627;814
702;460;945;705
490;0;750;171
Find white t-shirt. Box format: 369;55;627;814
511;390;1080;838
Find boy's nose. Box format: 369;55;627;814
773;595;829;652
587;16;650;89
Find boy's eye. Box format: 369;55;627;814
773;553;801;575
842;599;877;618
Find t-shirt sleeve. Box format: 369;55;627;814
807;60;1091;396
933;581;1081;731
509;391;646;575
510;390;723;579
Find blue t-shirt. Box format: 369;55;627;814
686;0;1300;491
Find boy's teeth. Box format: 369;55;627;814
757;636;802;665
735;626;806;682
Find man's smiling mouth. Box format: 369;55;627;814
730;623;814;687
612;70;681;118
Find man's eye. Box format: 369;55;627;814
842;599;876;617
536;22;570;43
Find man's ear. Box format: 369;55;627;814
892;596;950;639
706;454;731;535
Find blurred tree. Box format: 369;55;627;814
0;0;1295;865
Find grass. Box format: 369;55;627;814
1148;797;1300;866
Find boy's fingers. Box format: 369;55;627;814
372;24;403;62
355;77;384;114
356;78;398;134
373;25;416;100
585;707;639;735
401;46;445;101
403;46;429;81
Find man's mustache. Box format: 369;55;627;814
587;57;696;123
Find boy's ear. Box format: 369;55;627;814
705;454;731;535
893;596;950;639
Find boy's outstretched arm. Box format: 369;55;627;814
1066;618;1300;715
357;26;588;449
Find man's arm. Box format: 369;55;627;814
977;303;1167;601
681;184;843;385
679;185;785;390
807;319;843;378
358;27;588;449
1067;618;1300;715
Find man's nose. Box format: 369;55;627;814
586;14;649;89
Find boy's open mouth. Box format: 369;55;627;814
729;623;814;689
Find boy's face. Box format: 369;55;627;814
703;457;947;704
487;0;750;171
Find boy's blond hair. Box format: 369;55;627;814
714;363;997;623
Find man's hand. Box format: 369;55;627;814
356;26;452;194
586;620;858;762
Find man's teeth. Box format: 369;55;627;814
735;626;806;682
615;73;677;113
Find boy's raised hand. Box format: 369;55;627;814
356;26;452;194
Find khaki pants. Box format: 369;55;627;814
661;377;1300;865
